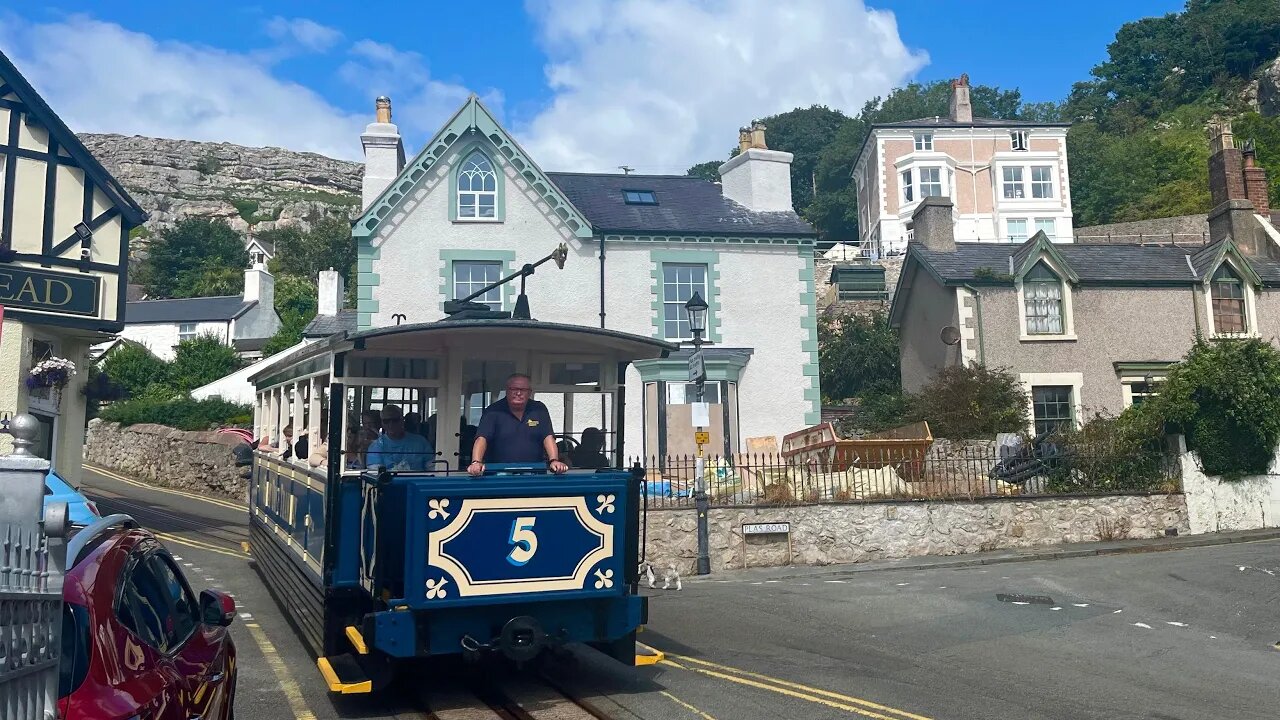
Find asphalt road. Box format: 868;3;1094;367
79;464;1280;720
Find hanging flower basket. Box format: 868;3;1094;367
26;356;77;391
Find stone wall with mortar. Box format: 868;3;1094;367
84;419;246;498
643;493;1189;573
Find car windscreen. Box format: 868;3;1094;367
58;603;91;698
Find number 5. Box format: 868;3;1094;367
507;517;537;566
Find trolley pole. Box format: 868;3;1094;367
684;292;711;576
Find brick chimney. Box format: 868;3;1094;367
911;196;956;252
719;123;794;212
949;73;973;124
361;96;406;211
1207;122;1247;206
1242;140;1271;216
318;268;345;317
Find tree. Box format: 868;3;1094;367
263;215;356;282
686;160;723;182
261;273;319;356
101;343;169;398
818;311;899;402
140;218;248;299
169;334;242;392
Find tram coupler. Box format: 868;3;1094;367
460;616;569;667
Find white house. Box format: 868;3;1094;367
339;96;819;458
852;74;1074;257
118;261;281;361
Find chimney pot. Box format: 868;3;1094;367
749;122;768;150
1242;139;1271;216
738;127;752;153
362;96;406;210
376;96;392;124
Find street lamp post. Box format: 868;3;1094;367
685;292;711;575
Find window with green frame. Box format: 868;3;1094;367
1023;262;1064;335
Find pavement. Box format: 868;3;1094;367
78;464;1280;720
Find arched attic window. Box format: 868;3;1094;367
1023;261;1064;335
457;151;497;219
1210;264;1247;334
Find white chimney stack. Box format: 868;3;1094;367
318;268;344;317
361;96;406;211
243;264;274;310
718;123;794;213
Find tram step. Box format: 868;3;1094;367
316;654;373;694
344;625;369;655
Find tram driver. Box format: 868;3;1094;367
467;373;569;475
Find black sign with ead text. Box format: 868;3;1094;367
0;265;101;317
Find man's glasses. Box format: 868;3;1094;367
506;387;532;395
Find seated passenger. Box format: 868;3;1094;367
366;405;435;471
343;426;366;470
573;427;611;470
280;425;295;461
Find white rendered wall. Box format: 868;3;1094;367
369;137;811;460
118;321;230;361
1181;449;1280;534
718;149;795;212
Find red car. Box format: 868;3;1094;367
59;515;238;719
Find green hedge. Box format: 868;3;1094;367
99;396;252;431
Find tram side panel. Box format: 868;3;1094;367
347;468;644;663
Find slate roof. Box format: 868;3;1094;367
302;309;357;337
911;241;1280;285
546;172;815;237
232;336;270;353
125;296;255;324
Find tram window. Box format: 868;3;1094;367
549;362;602;387
347;356;439;380
461;360;516;426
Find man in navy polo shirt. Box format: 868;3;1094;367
468;373;568;476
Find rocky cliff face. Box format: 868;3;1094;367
77;133;364;237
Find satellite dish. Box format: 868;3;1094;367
940;326;961;345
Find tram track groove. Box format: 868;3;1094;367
88;492;248;548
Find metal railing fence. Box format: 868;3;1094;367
635;444;1180;508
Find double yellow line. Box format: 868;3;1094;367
152;531;247;559
659;651;934;720
83;463;246;512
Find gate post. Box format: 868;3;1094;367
0;414;68;720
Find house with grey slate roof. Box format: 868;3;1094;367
339;96;819;458
890;123;1279;433
118;261;281;361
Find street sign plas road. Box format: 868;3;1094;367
688;349;706;383
742;522;791;535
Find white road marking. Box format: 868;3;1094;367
1051;607;1062;611
173;556;182;560
895;582;910;586
824;580;847;584
1072;603;1090;607
1210;636;1217;639
1133;623;1152;629
765;580;780;584
240;613;254;619
1166;621;1188;627
1011;601;1030;605
1113;609;1123;614
750;582;763;585
938;586;947;589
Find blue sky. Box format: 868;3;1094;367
1;1;1185;171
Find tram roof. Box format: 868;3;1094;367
249;318;677;385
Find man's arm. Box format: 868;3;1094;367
365;438;384;468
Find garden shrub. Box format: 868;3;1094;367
99;396;252;431
909;365;1028;439
1045;405;1174;493
1147;338;1280;479
101;342;170;398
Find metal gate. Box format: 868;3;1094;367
0;415;69;720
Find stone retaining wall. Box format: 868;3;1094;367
84;419;246;498
643;493;1189;573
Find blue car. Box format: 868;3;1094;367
44;470;100;526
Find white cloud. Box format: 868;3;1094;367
337;40;505;144
265;16;344;53
0;14;365;159
519;0;927;172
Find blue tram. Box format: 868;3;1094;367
247;316;673;692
